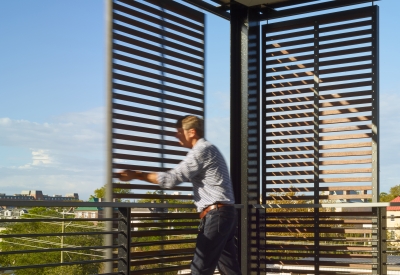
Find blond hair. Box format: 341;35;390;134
176;115;204;138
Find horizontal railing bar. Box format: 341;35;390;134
129;264;191;275
131;229;198;237
131;248;194;258
130;213;199;219
132;221;198;227
262;212;374;217
0;218;120;222
253;202;394;208
129;256;192;267
263;237;376;242
0;245;121;256
131;238;197;247
0;201;183;208
0;200;243;209
0;258;120;272
0;231;121;238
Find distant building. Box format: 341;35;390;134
387;196;400;241
0;190;79;202
74;198;103;220
0;193;35;201
1;208;28;219
65;193;79;200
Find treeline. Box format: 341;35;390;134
380;184;400;202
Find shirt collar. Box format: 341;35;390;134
193;138;205;149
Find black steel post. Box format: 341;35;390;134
248;9;261;275
372;6;382;273
261;21;269;275
230;3;250;274
372;206;387;274
378;207;387;274
118;207;132;274
313;20;320;275
105;0;114;273
371;5;380;203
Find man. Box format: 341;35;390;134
118;115;242;275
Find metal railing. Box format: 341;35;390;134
1;200;399;274
0;200;124;275
253;202;400;275
0;200;238;275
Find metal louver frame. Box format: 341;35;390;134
107;0;205;273
111;0;205;199
261;5;379;274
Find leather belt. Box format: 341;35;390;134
199;204;231;219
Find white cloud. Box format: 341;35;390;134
0;107;104;152
0;107;106;199
31;149;52;166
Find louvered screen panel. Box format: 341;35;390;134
110;0;205;273
111;0;204;200
262;6;379;274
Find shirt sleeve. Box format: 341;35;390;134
157;149;203;189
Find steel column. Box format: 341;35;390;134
260;17;267;275
247;9;262;275
105;0;114;273
372;5;380;203
313;20;320;275
230;3;250;274
118;207;132;274
378;207;387;275
372;207;387;274
372;6;382;273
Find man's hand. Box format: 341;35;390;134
117;170;159;184
118;170;140;182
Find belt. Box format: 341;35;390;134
199;204;231;219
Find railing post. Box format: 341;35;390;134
378;207;387;275
118;207;131;274
372;207;387;275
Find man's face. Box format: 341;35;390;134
176;127;194;148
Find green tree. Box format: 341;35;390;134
0;207;104;275
89;182;132;202
380;185;400;202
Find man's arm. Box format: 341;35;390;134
118;170;159;184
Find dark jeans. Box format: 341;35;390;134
191;205;242;275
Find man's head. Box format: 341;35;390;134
175;115;204;148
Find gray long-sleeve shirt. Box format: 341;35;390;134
157;138;235;212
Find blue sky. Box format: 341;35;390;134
0;0;230;200
0;0;399;200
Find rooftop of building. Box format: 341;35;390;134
387;196;400;211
